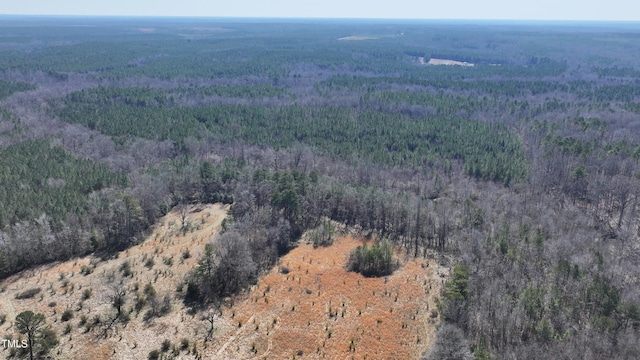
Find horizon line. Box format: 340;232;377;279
1;14;640;24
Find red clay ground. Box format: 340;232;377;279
208;235;447;360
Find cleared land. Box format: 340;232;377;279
0;205;445;359
211;235;446;360
338;36;380;41
426;58;475;67
0;204;229;360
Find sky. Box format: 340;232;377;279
1;0;640;21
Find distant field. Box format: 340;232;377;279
427;58;475;66
337;35;380;40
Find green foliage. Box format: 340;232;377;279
0;108;20;125
579;84;640;102
195;243;216;281
5;18;640;359
444;265;470;301
180;338;190;351
549;136;595;156
520;287;546;321
556;259;580;280
271;188;300;222
534;318;554;343
571;116;605;132
269;170;310;231
0;80;35;100
0;139;125;227
311;219;336;248
320;75;569;96
585;275;620;319
473;341;492;360
80;265;94;276
347;239;395;277
54;87;527;184
593;65;640;78
15;311;45;334
471;208;484;228
15;310;58;360
200;161;227;204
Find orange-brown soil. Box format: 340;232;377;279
208;236;446;360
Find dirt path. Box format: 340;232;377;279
215;314;256;359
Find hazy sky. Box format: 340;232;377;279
1;0;639;21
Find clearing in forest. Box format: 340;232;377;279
338;35;380;41
0;205;445;359
210;235;446;360
426;58;475;66
0;204;229;360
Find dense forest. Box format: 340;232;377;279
1;16;640;359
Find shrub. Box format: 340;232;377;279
148;349;160;360
61;309;74;322
180;338;190;351
135;296;147;313
161;339;171;352
143;295;172;321
120;261;133;277
144;283;156;297
15;287;41;299
120;311;131;324
81;289;92;300
163;256;173;266
80;265;93;276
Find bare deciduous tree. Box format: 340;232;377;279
421;323;473;360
